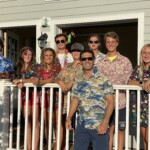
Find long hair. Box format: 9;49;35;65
40;47;56;68
17;47;35;73
139;44;150;78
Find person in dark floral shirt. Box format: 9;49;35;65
11;47;39;150
128;44;150;150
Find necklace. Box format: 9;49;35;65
56;49;68;67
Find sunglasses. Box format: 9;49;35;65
89;40;99;44
80;57;94;61
55;40;65;44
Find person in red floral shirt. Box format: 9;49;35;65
34;47;61;145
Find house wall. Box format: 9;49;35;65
0;0;150;44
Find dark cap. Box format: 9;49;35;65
71;43;84;52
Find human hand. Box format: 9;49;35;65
97;120;108;134
66;81;74;90
65;118;73;130
32;78;39;85
59;81;70;92
17;82;24;89
12;79;20;85
142;80;150;92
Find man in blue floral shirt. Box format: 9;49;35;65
66;50;114;150
0;39;13;79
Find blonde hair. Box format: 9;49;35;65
139;44;150;78
104;31;119;43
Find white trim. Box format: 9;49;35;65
50;12;144;64
0;19;41;63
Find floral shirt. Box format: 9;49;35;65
35;59;61;109
94;52;105;67
57;63;83;114
97;52;132;109
11;63;38;80
57;63;82;84
0;54;13;73
71;68;114;129
36;58;61;80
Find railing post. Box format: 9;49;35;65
0;79;10;150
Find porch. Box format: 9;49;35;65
0;80;149;150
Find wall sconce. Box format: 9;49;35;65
38;33;48;50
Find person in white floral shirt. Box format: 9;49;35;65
97;31;133;150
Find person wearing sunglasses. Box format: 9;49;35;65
54;42;84;150
66;49;114;150
55;33;73;68
88;33;105;67
97;31;133;150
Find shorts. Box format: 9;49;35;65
109;107;126;131
21;91;39;106
39;88;59;110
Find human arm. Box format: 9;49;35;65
119;59;133;84
141;79;150;92
65;97;78;130
55;78;70;92
97;94;114;134
128;65;147;89
55;77;74;92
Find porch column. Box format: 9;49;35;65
0;80;10;150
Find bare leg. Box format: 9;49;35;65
118;130;125;150
32;105;40;150
109;124;115;150
44;108;48;143
22;106;32;150
141;127;148;150
54;109;66;150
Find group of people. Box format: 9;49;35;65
0;31;150;150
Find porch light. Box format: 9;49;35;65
38;33;48;50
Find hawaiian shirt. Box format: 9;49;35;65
57;63;83;114
97;52;133;109
36;58;61;80
94;52;105;67
71;68;114;129
57;63;83;84
35;58;61;109
0;54;13;73
11;63;38;80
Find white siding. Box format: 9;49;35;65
0;0;150;42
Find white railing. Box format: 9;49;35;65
0;80;149;150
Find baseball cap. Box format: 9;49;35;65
71;43;84;52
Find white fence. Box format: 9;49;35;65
0;80;149;150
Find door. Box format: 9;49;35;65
4;30;19;65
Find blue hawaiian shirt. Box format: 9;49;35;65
71;68;114;129
0;54;13;73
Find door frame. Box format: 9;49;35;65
0;19;42;62
50;12;144;64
